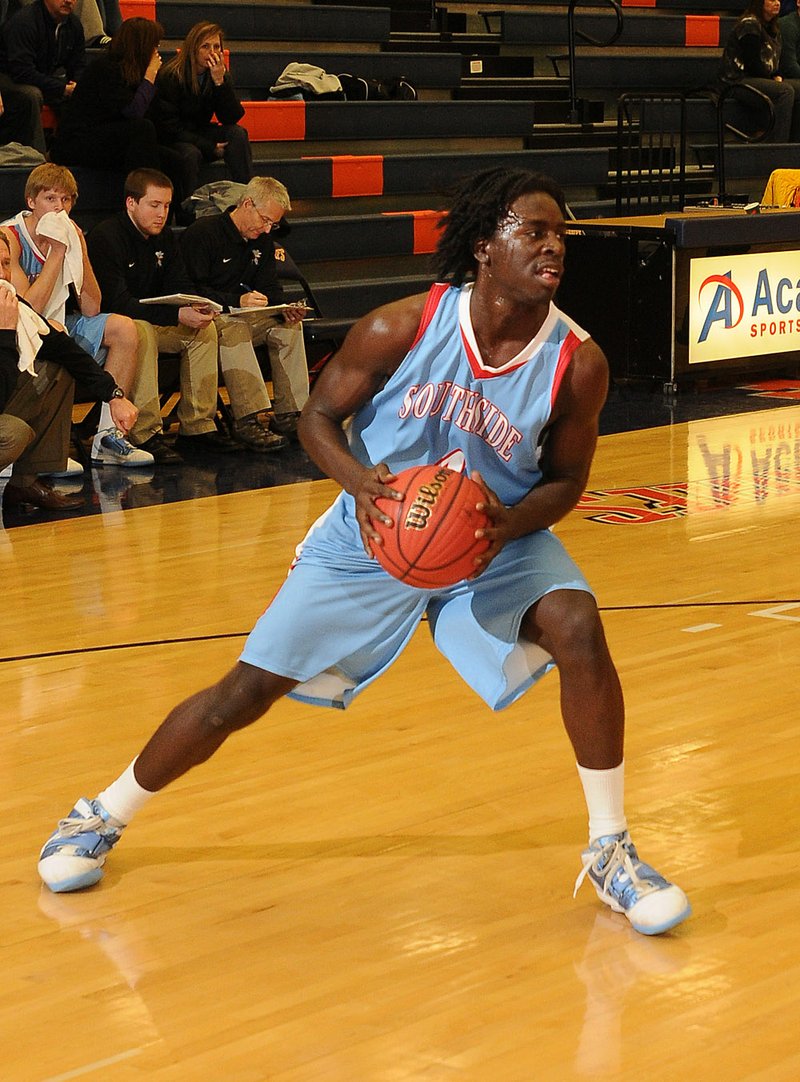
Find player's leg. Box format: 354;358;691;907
39;499;427;893
520;589;623;770
100;313;139;397
67;313;155;467
521;589;690;935
38;662;296;894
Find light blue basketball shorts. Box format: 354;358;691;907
240;493;593;711
65;312;110;365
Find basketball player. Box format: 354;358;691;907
38;168;691;936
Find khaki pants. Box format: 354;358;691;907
0;360;74;485
215;312;309;418
131;320;220;443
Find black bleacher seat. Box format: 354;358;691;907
155;1;391;42
305;274;433;319
568;47;721;92
263;148;610;199
501;9;739;47
442;0;745;8
301;100;534;140
691;142;800;180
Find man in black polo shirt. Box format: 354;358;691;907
89;168;286;455
180;175;309;441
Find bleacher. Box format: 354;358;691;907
0;0;793;324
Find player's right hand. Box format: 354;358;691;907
109;396;138;434
0;285;18;329
354;462;401;557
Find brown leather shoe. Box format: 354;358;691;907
4;479;84;510
270;411;301;440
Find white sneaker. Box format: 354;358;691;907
91;429;154;468
44;457;84;478
574;831;691;935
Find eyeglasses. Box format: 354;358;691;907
252;204;280;230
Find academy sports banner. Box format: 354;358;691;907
689;250;800;364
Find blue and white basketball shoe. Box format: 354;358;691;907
574;831;691;935
91;428;154;468
38;798;125;893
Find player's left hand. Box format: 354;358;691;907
470;469;514;575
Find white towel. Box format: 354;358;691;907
0;278;50;377
34;210;84;318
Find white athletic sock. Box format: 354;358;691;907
96;402;114;435
96;758;156;825
576;761;627;844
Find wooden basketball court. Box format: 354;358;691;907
2;402;799;1081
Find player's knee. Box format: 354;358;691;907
535;591;605;664
105;315;138;351
201;664;284;734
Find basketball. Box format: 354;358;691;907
371;465;491;588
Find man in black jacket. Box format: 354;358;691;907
0;230;137;512
0;0;86;153
87;168;264;457
180;175;309;441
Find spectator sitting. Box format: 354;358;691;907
0;83;44;152
0;229;138;516
780;0;800;77
0;0;86;154
87;168;253;457
50;19;187;203
717;0;800;141
0;163;154;467
714;0;800;141
156;21;253;201
180;176;310;442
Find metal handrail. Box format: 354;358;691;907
715;82;775;199
567;0;623;123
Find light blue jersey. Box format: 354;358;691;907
240;283;594;711
350;282;588;505
4;212;109;362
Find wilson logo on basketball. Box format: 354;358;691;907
404;468;450;530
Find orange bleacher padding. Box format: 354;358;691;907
331;156;384;198
686;15;719;47
40;105;58;131
241;101;306;141
410;209;446;254
621;0;656;7
119;0;155;18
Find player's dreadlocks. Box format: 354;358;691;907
432;168;567;286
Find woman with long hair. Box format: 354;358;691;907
50;18;169;174
717;0;800;140
156;21;253;198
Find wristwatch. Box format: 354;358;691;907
109;385;125;400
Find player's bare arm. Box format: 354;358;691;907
473;337;608;569
299;293;427;551
5;226;66;315
76;228;102;316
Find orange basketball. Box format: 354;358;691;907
371;465;490;589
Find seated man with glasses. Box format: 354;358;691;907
179;176;309;441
